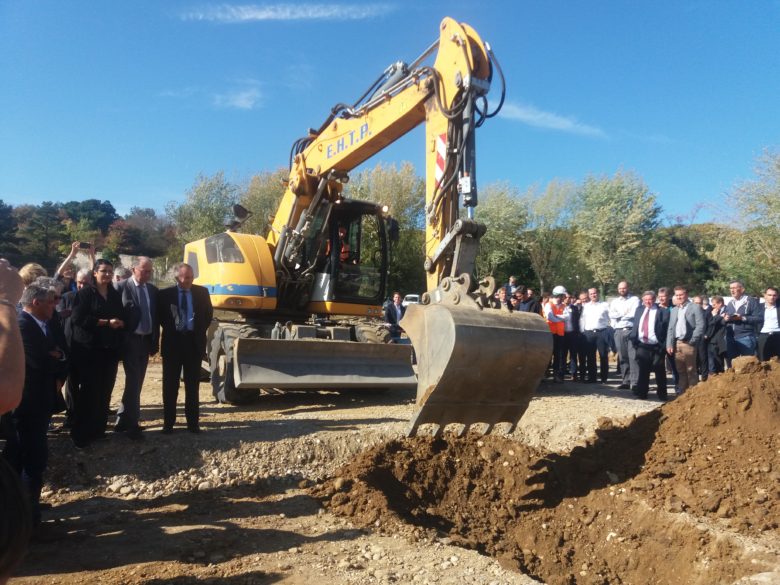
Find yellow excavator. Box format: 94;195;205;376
184;17;552;436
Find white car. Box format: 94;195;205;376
402;294;420;307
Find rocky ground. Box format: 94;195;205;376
9;358;780;584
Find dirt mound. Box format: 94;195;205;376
312;358;780;584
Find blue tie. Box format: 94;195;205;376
180;290;189;331
138;285;151;334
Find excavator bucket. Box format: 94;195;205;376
232;338;417;391
402;303;552;436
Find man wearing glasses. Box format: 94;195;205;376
723;280;760;358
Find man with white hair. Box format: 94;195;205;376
115;257;158;439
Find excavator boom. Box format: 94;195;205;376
193;18;552;435
264;17;552;435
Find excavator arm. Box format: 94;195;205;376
270;18;493;291
267;17;551;435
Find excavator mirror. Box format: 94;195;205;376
232;204;251;220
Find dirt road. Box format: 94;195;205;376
10;360;780;584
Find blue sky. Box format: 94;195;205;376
1;1;778;220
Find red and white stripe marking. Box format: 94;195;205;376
435;133;446;187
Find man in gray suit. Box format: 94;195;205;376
666;285;705;394
115;257;158;439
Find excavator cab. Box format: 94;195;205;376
308;200;389;308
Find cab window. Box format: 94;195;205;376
205;233;244;264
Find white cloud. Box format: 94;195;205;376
500;102;607;138
181;3;395;23
213;86;263;110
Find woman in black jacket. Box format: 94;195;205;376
69;259;125;448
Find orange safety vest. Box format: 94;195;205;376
546;302;565;336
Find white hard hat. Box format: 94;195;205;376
552;285;567;296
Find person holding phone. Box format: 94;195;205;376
56;242;95;294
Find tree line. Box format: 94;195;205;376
1;150;778;297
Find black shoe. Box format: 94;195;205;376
72;439;89;450
32;522;67;543
161;426;173;435
113;422;127;433
187;426;201;434
617;383;630;390
126;426;144;441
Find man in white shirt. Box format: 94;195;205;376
580;287;611;383
609;281;640;390
666;286;705;393
116;257;159;439
757;287;780;361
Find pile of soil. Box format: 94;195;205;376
312;357;780;584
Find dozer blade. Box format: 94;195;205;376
233;338;417;390
401;303;552;436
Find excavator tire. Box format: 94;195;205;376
401;302;552;436
354;322;392;344
209;327;260;404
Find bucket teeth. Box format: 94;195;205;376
402;302;553;437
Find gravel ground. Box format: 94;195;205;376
11;361;664;585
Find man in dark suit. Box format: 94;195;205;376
3;282;68;525
157;263;213;434
666;285;706;394
384;291;405;340
757;287;780;361
629;291;670;400
115;257;159;439
706;295;729;374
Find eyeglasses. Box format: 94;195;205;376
97;270;114;274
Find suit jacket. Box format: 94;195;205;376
756;303;780;334
629;304;669;349
15;311;69;418
384;302;405;328
568;304;583;333
666;301;706;349
725;295;761;338
70;285;125;355
157;284;213;358
117;277;159;353
384;301;405;337
706;309;728;355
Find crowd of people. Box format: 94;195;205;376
496;276;780;399
0;246;213;545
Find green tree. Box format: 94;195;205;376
520;180;576;293
472;181;529;282
347;163;426;294
13;202;69;269
122;207;175;257
239;168;288;236
717;149;780;291
0;200;19;260
573;172;661;294
165;172;240;251
62;199;118;234
62;217;102;256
